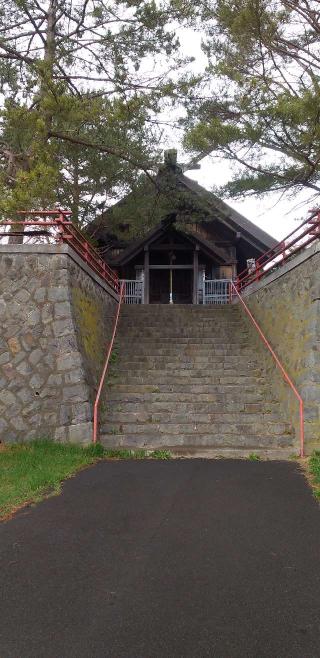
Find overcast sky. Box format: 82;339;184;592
186;157;312;241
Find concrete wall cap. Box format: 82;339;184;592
0;243;119;301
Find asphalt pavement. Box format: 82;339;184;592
0;459;320;657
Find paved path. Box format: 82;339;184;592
0;460;320;658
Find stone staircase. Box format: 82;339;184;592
100;305;296;457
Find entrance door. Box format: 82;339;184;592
149;269;192;304
150;270;170;303
173;269;192;304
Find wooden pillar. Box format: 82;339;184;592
193;246;199;305
144;247;149;304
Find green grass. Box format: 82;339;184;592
309;451;320;498
248;453;261;461
104;448;171;460
0;440;104;520
0;440;171;520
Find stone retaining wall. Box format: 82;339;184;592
241;243;320;453
0;245;118;444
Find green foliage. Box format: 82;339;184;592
0;439;172;520
309;452;320;499
151;449;171;459
184;0;320;200
103;448;171;459
0;439;104;519
101;167;212;239
0;0;197;223
248;453;261;461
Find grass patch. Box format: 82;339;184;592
0;440;104;520
0;440;171;520
248;453;261;461
104;448;171;460
151;449;171;460
309;451;320;498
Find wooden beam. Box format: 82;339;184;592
193;247;199;305
144;247;149;304
149;265;193;270
150;244;193;251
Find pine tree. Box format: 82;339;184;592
184;0;320;200
0;0;196;224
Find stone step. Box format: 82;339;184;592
105;382;273;396
116;335;249;343
103;410;282;425
100;433;295;449
115;348;255;358
100;304;294;451
101;445;297;460
120;310;238;317
105;390;275;404
117;325;250;333
119;328;244;334
108;372;266;384
167;447;297;459
101;420;293;435
120;336;248;341
110;367;263;378
112;354;258;364
111;366;261;376
103;400;279;414
120;317;243;323
120;304;237;310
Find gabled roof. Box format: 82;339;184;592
177;174;277;251
87;155;277;255
111;215;234;266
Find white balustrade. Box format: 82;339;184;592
121;279;144;304
202;279;232;305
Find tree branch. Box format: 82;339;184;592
48;130;158;185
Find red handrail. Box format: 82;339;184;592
237;209;320;292
1;210;120;293
231;282;304;457
92;281;125;444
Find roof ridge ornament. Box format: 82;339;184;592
161;148;201;173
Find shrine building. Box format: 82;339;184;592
88;150;276;304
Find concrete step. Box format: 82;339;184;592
167;447;298;459
111;366;261;377
117;327;250;335
105;383;272;396
100;304;294;451
103;400;279;414
99;433;295;449
103;411;283;425
115;348;255;358
116;336;250;343
101;420;293;437
105;390;276;404
111;355;259;365
120;304;237;310
107;374;266;386
99;445;296;460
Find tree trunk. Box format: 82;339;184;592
8;0;57;245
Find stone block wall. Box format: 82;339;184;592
240;244;320;453
0;245;118;444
